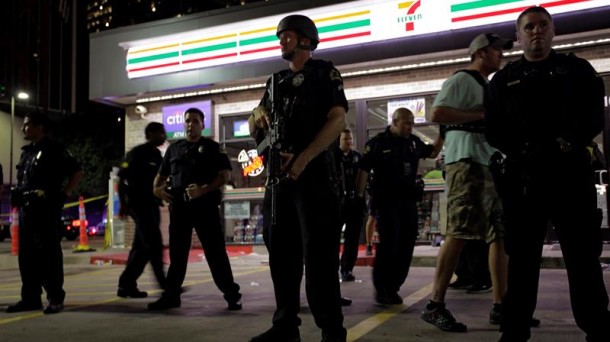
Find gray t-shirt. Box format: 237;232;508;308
433;71;497;166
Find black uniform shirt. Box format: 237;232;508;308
159;137;231;204
359;127;433;200
485;50;604;158
258;58;348;155
118;142;162;202
335;148;362;198
16;137;81;195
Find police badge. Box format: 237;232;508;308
292;74;304;87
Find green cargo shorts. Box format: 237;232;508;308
445;160;504;243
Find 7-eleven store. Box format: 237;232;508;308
89;0;610;248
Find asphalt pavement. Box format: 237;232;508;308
0;237;609;342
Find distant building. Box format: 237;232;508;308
85;0;270;33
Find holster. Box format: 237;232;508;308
414;177;425;202
10;188;24;207
489;152;507;197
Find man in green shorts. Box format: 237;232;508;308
420;32;512;332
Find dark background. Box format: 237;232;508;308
0;0;272;200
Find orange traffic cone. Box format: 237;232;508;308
10;207;19;256
74;196;95;253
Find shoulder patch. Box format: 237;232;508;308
330;69;343;82
364;145;371;154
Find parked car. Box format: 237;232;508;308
61;215;87;241
87;219;106;236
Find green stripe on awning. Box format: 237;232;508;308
240;35;277;47
451;0;523;12
240;19;371;46
128;51;180;64
183;42;237;56
318;19;371;34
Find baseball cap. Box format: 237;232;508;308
468;33;513;55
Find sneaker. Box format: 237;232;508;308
466;283;492;294
375;292;403;305
448;278;473;290
147;296;181;311
420;302;467;332
225;292;242;310
530;317;541;327
489;304;502;324
43;302;64;314
340;297;352;306
117;287;148;298
5;300;42;313
365;245;373;256
489;304;540;327
227;300;242;311
249;326;301;342
341;271;355;282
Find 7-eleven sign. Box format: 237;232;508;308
398;0;422;31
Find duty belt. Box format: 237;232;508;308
345;190;357;199
23;189;46;198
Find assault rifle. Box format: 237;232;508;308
256;74;285;226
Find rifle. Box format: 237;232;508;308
257;74;286;227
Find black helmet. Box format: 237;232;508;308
276;14;319;51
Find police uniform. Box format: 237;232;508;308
257;58;348;338
15;137;81;308
485;50;610;341
157;137;241;304
335;147;366;279
359;127;433;300
117;142;166;291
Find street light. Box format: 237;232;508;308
9;92;29;192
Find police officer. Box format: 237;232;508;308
248;14;348;342
335;129;366;282
150;107;242;311
357;108;441;306
116;122;167;298
6;112;83;314
485;6;610;342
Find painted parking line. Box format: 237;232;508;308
0;266;269;326
347;282;433;342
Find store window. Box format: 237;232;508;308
364;95;445;242
219;114;266;189
365;95;440;148
219;113;265;244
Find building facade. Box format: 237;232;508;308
89;0;610;246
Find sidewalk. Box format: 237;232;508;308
1;237;609;270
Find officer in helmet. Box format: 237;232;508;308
249;14;348;342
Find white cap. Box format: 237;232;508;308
468;33;513;55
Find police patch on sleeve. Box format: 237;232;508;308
364;145;371;154
330;69;342;82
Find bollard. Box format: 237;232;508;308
10;207;19;256
73;196;96;253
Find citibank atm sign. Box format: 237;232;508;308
162;100;213;139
